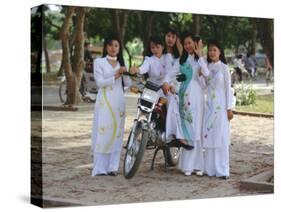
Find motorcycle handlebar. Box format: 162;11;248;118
122;72;138;77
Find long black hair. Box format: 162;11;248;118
145;36;164;57
163;27;180;59
102;34;125;66
206;39;227;64
179;31;200;65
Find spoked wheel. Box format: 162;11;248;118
123;122;148;179
165;146;180;166
59;80;67;103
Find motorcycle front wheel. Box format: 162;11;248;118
123;121;148;179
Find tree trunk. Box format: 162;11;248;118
72;7;86;104
256;19;273;67
43;37;51;73
193;14;201;35
57;59;64;76
137;12;155;57
60;7;76;105
250;20;257;55
111;9;128;44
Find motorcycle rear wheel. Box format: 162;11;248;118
165;146;180;166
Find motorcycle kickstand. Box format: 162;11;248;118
150;146;160;171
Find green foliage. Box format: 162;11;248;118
200;15;256;50
43;5;64;40
42;6;273;68
168;13;193;33
236;94;273;114
235;82;257;106
125;38;143;56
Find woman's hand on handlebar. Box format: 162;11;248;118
162;82;170;95
130;64;139;75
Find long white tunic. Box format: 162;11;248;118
179;55;209;143
177;54;209;173
162;53;184;140
91;57;131;175
202;60;232;177
202;61;232;148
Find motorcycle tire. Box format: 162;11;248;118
165;146;180;167
123;122;148;179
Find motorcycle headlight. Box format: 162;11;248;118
141;88;160;104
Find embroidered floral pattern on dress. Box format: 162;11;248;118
204;69;222;139
178;62;193;140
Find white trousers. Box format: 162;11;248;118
92;151;121;176
204;144;230;177
178;139;204;172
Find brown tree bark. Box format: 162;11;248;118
193;14;201;35
136;11;155;57
251;24;257;55
258;19;274;67
60;7;76;105
111;9;128;44
72;7;86;103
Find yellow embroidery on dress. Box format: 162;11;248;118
99;126;106;134
102;87;117;152
99;99;105;107
120;111;125;118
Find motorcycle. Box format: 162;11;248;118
123;75;191;179
59;62;98;103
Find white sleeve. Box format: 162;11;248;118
198;75;207;90
231;87;236;109
139;57;150;74
93;59;115;88
224;65;233;110
198;57;210;77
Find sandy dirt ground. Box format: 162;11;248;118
31;94;274;207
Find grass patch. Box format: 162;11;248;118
235;94;274;114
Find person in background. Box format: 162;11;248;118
233;54;243;82
265;53;273;85
80;41;94;95
244;52;256;78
